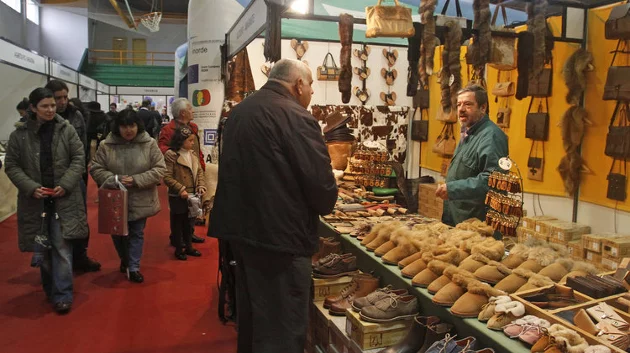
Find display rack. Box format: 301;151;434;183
485;156;524;237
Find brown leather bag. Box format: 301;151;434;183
603;66;630;101
525;98;549;141
492;82;515;97
432;124;456;156
436;104;458;123
413;85;430;110
98;176;129;236
527;140;544;182
411;108;429;142
528;68;553;97
605;102;630;159
488;4;517;71
317;53;340;81
496;106;511;128
365;0;415;38
606;4;630;40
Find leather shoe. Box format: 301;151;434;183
185;248;202;257
74;257;101;272
191;235;205;243
128;271;144;283
175;251;187;261
54;301;72;314
120;261;127;274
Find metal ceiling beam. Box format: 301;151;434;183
108;0;136;29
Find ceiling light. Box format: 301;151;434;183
290;0;308;15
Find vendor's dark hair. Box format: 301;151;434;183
111;108;145;136
28;88;54;107
458;85;489;113
169;126;194;151
16;98;29;110
44;79;69;93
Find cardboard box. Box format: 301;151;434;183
345;309;412;350
549;237;568;252
583;234;607;253
601;255;620;271
313;275;354;302
568;240;585;260
602;236;630;258
521;215;557;231
310;301;331;349
585;250;602;266
550;222;591;243
535;220;564;236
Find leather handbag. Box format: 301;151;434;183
496;106;511;128
436;104;458;123
525;98;550;141
607;159;627;202
606;4;630;40
603;66;630;101
432;123;456;156
492;82;515;97
527;140;544;181
488;4;517;71
317;53;340;81
413;85;430;110
605;103;630;159
98;175;129;236
528;68;553;97
411;108;429;142
365;0;415;38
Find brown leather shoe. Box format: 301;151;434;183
351;285;408;312
323;272;373;308
329;274;380;315
359;294;418;322
312;237;341;266
312;253;358;278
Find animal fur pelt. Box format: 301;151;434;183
563;49;594;105
558;106;588;195
407;22;423;96
440;20;462;113
557;152;584;196
263;2;285;62
225;48;255;103
527;0;548;78
469;0;491;68
515;31;535;100
338;14;354;104
419;0;438;85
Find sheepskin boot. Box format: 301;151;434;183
413;260;451;288
538;259;574;282
478;295;511;322
502;243;534;269
559;261;598;283
432;270;476;307
475;260;513;284
516;273;554;293
450;279;507;318
487;300;526;330
517;246;559;273
494;268;537;294
398;251;424;269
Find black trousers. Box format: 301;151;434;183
73;178;89;262
232;242;311;353
170;212;193;251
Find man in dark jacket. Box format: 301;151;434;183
436;85;508;227
209;59;338;353
45;80;101;272
138;99;161;138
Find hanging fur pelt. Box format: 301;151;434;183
563;49;594;105
441;20;462;112
558;106;588;196
515;32;534;100
527;0;548;78
557;152;584;196
419;0;437;86
470;0;491;68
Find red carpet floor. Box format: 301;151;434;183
0;177;237;353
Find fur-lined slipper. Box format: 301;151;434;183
548;325;589;353
374;240;396;257
360;222;392;246
585;346;612;353
559;261;599;283
382;230;422;265
470;239;505;261
429;222;450;233
503;315;551;345
474;260;513;284
501;243;533;269
478;295;511;322
494;268;537;294
516;273;554;293
432;271;475;307
412;260;450;287
516;246;559;272
538;258;574;282
398;251;424;269
401;257;429;278
459;253;492;273
450;279;506;318
456;218;495;237
487;301;526;330
426;265;457;295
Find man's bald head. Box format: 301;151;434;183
267;59;314;108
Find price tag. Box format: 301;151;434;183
498;157;513;171
449;74;454;86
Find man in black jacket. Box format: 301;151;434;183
137;99;161;138
209;59;338;353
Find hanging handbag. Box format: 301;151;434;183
496;105;511;128
603;47;630;101
317;53;341;81
413;84;430;110
527;140;544;181
492;82;515;97
436;104;458;123
607;158;627;202
605;102;630;159
488;4;517;71
411;108;429;142
528;67;553;97
365;0;415;38
606;4;630;40
525;98;550;141
98;175;129;236
432;123;456;156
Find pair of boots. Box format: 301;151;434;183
378;315;452;353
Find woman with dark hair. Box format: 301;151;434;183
163;127;207;260
4;87;88;314
90;109;166;283
16;98;29;122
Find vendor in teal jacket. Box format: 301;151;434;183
436;85;508;226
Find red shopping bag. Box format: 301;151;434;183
98;175;128;235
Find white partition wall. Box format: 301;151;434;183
0;64;47;141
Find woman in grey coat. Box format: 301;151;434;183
90;109;166;283
4;87;88;314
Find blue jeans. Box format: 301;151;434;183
40;215;74;304
111;218;147;272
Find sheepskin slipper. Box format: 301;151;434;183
432;272;474;307
503;315;550;345
494;268;537;294
516;246;559;273
456;218;495;237
427;273;454;294
584;346;612;353
401;258;428;278
478;295;511;322
501;243;533;269
538;258;573;282
360;221;403;246
543;325;589;353
474;260;513;284
516;273;554;293
459;253;492;273
530;324;569;353
412;260;451;287
487;301;526;330
398;251;424;269
450;279;506;318
559;261;598;283
374;240;396;256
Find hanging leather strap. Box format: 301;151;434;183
491;2;508;27
441;0;463;17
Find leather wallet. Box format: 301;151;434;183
574;308;599;335
586;303;630;331
566;275;627;299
